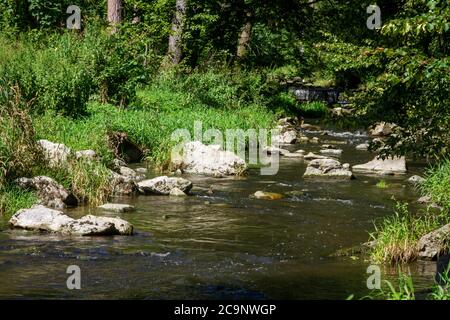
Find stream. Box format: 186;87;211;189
0;127;437;299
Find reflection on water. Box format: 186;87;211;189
0;132;436;299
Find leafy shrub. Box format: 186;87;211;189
420;159;450;210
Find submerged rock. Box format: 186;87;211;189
303;159;354;180
138;176;193;195
9;206;133;236
174;141;247;176
253;191;284;200
352;156;407;175
38;140;71;167
15;176;77;209
98;203;135;213
417;224;450;260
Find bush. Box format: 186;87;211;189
296;101;329;118
0;184;37;219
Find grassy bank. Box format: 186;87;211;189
369;161;450;264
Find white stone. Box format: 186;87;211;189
138;176;193;195
98;203;135;213
38;140;71;167
352;156;407;175
303;159;354;180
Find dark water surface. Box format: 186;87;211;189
0;130;436;299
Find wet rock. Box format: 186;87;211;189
169;187;187;197
301;123;321;131
174;141;247;176
369;122;397;137
352;156;407;175
75;150;98;161
304;152;330;160
407;175;426;185
9;206;133;236
303;159;354;180
15;176;77;209
118;166;145;181
38;140;71;167
65;215;133;236
108;170;139;196
98;203;135;213
356;143;369;151
273;130;298;144
138;176;193;195
277;117;300;127
253;191;284;200
319;149;343;157
417;224;450;260
10;206;74;233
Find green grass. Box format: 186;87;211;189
369;202;448;264
420;159;450;210
0;185;37;220
296;101;329;117
376;180;389;189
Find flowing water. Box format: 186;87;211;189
0;128;437;299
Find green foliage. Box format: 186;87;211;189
296;101;329;118
376;180;389;189
420;159;450;210
0;185;37;219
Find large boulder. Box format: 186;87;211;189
304;152;330;160
138;176;193;195
352;156;407;175
15;176;77;209
9;206;133;236
417;224;450;260
369;122;397;137
38;140;71;167
175;141;247;176
9;206;74;233
303;159;354;180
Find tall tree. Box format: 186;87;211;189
236;9;252;59
107;0;122;31
168;0;187;65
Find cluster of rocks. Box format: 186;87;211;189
10;206;133;236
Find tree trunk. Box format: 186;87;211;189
237;11;253;60
107;0;122;31
167;0;187;65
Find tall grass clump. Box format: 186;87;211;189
296;101;329;118
369;202;447;264
0;185;37;220
420;159;450;210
